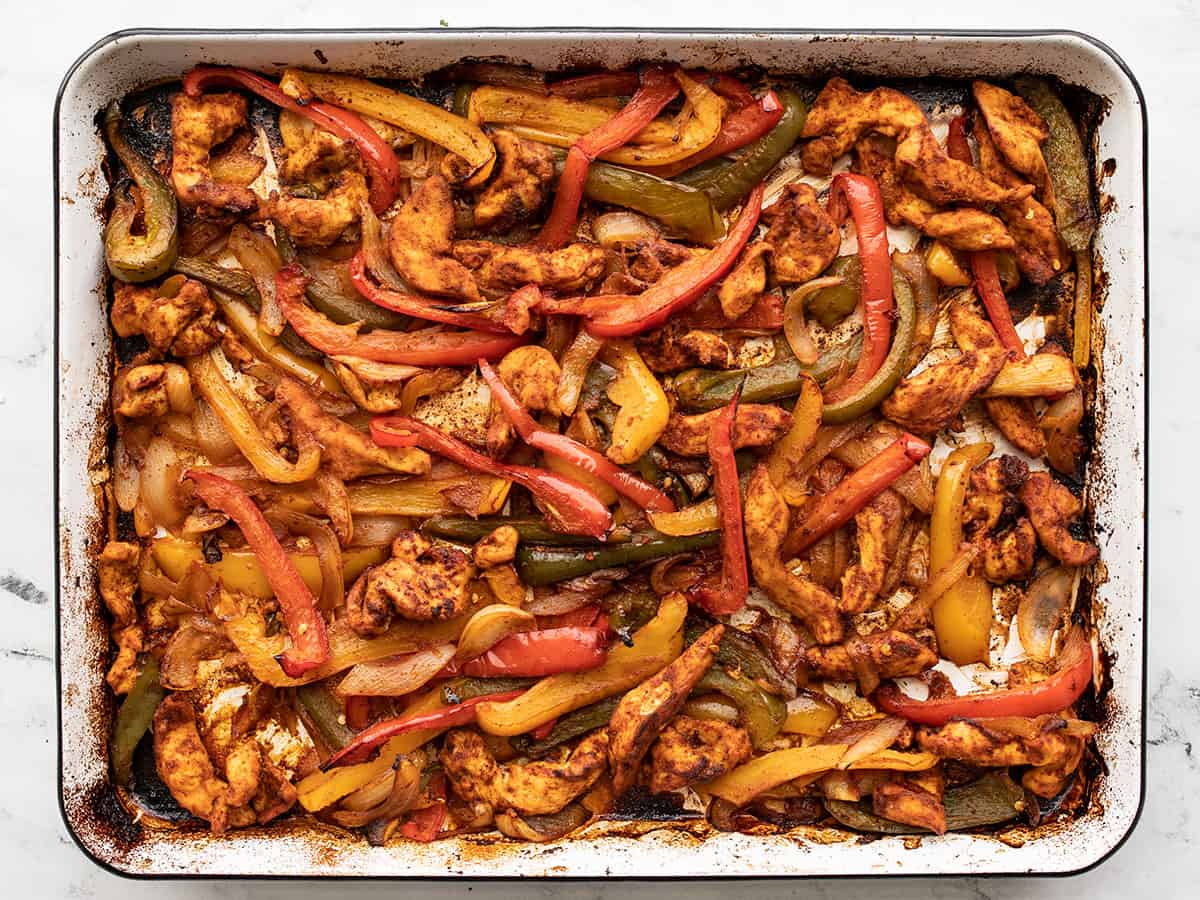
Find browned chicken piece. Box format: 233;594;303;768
717;242;769;319
978;517;1037;583
881;348;1009;434
99;541;143;694
973;117;1066;285
487;346;562;454
111;279;221;358
895;126;1034;209
841;489;906;614
905;528;931;589
474;525;520;569
279;128;358;187
623;238;699;284
963;455;1029;532
441;728;610;816
388;175;484;301
353;532;475;633
453;240;607;293
637;323;736;372
608;623;724;796
802;630;937;688
170;92;258;219
265;170;369;248
647;716;752;794
973;81;1054;206
761;183;842;284
112;363;191;419
657;404;792;458
922;209;1017;252
275;377;429;480
1018;472;1100;566
1022;727;1090;798
473;130;555;232
744;466;844;645
800;77;927;176
873;769;947;834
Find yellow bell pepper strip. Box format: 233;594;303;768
1073;250;1093;369
781;692;839;737
764;373;823;497
703;745;939;806
151;537;385;598
183;66;401;213
924;241;972;287
783;433;932;556
102;102;178;283
930;442;995;665
645;89;783;179
186;352;322;484
187;471;330;677
279;68;496;188
601;342;671;465
536;67;682;249
648;497;719;536
473;591;687;736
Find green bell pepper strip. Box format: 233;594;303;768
451;83;475;118
441;676;539;704
1012;76;1096;253
547;148;726;245
603;588;662;645
807;256;862;329
675;89;808;211
692;667;786;749
515;532;720;586
509;695;621;758
824;771;1026;834
672;332;862;412
296;683;356;750
103;103;179;283
684;617;787;694
421;515;626;547
821;267;916;424
111;657;167;786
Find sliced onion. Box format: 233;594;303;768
191;398;240;463
682;694;741;723
332;758;422;827
793;418;873;483
313;470;354;546
455;605;536;661
836;717;907;770
1041;385;1085;474
160;623;230;690
360;200;408;291
140;436;188;528
783;277;843;366
338;644;456;697
1017;565;1076;662
350;514;411;547
112;434;141;512
494;804;590;842
267;508;344;612
557;330;605;416
401;369;467;415
894;542;979;631
831;424;934;514
228;224;284;337
525;570;626;615
180;508;230;537
592;211;659;248
330;355;424;385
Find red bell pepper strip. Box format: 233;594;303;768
649;90;784;178
876;626;1094;725
784;433;932;556
277;265;524;366
549;71;641;99
324;690;527;768
347;252;507;333
344;695;371;731
398;774;448;842
461;626;610;678
186;471;330;677
537;67;681;249
688;384;749;615
943;117;1025;357
183;65;401;214
544;183;763;337
370;416;613;538
823;174;894;403
529;718;558;741
537;605;605;630
478;359;675;513
694;72;757;108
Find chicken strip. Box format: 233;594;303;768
170;92;258;220
881;348;1009;434
608;623;723;796
486;345;562;454
1022;728;1089;799
963;455;1029;533
717;242;769;319
1018;472;1099;566
441;728;609;816
761;183;841;284
657;404;791;458
275;377;429;480
112;364;187;419
387;175;483;301
744;466;844;645
473;525;520;569
648;716;752;794
353;532;475;633
265;170;369;248
802;629;937;689
637;323;737;372
873;769;947;834
979;517;1037;583
453;240;606;293
279;128;358;187
840;489;906;614
972;81;1053;206
99;541;144;695
894;126;1033;209
111;279;221;358
800;77;927;176
473;130;555;232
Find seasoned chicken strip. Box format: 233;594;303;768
658;404;792;458
265;170;369;248
473;130;555;232
802;630;937;685
648;716;752;794
279;128;358;186
881;347;1009;434
637;323;737;372
894;127;1033;209
800;77;927;176
973;81;1053;205
1018;472;1100;566
486;346;562;454
453;240;606;293
441;728;609;816
170;92;258;220
717;242;769;320
388;175;484;301
873;770;947;834
761;184;841;284
99;541;145;695
111;279;221;358
608;623;723;796
356;532;475;631
744;466;843;645
840;489;906;614
275;377;429;480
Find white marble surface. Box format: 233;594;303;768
6;0;1188;895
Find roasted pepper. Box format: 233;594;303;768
102;102;178;283
807;256;862;329
601;341;672;465
296;683;355;751
441;676;538;704
647;89;784;179
509;696;621;758
515;532;720;586
348;253;504;332
421;515;614;547
930;442;995;665
684;617;788;695
924;241;973;288
647;498;719;536
692;667;786;749
472;591;686;736
825;771;1025;834
780;692;839;737
111;656;166;786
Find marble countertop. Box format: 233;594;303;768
10;1;1186;896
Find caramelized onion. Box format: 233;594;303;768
359;200;408;291
191;397;241;463
268;508;344;612
1017;565;1076;662
160;622;231;690
837;716;907;769
783;277;844;366
140;436;189;528
113;434;141;512
337;644;456;696
349;514;410;547
455;605;536;661
332;757;422;827
592;211;659;248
